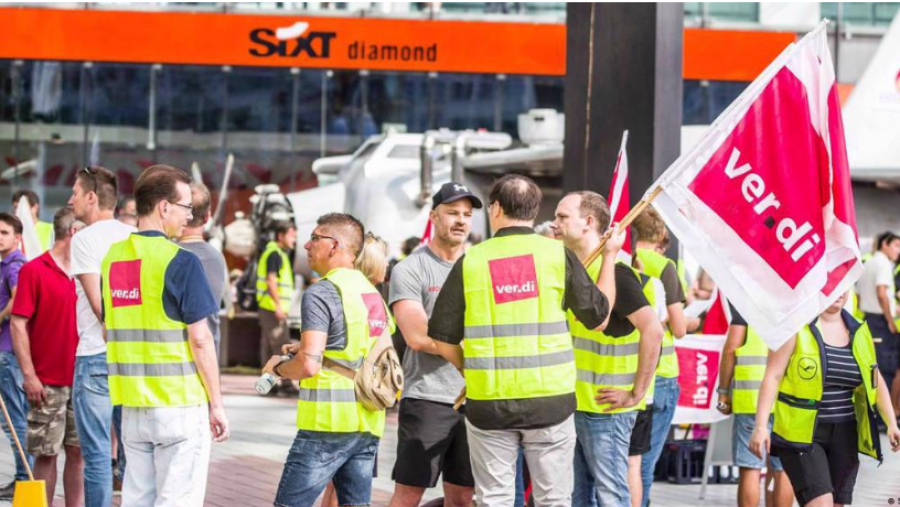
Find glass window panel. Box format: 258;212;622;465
367;71;429;134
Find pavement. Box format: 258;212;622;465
0;375;898;506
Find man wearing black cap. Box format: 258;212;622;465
387;182;482;507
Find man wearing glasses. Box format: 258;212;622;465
68;166;136;507
256;221;298;396
101;165;228;506
263;212;392;507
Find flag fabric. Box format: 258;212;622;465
702;287;732;335
672;334;729;425
649;23;860;350
15;199;41;260
608;130;633;264
419;219;433;247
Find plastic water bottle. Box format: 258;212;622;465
255;354;293;395
255;373;278;395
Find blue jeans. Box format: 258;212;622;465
640;376;679;507
0;351;33;481
515;447;525;507
112;405;126;481
73;353;112;507
573;411;638;507
275;430;379;507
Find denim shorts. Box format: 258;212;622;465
733;414;782;471
275;430;379;507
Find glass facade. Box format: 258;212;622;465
0;60;567;219
821;2;900;25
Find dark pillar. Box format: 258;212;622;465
563;3;683;212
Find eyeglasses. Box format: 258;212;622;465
170;201;194;217
310;233;339;247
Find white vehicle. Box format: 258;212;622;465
286;109;566;276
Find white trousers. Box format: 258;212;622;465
466;415;576;507
122;405;211;507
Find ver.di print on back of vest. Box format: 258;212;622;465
103;235;207;408
362;292;388;337
488;254;539;304
109;259;142;307
461;234;574;402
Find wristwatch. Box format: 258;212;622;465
716;387;730;395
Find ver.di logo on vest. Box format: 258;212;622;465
362;293;388;338
109;259;142;308
488;254;539;305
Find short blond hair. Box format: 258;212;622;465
355;232;389;285
632;207;667;244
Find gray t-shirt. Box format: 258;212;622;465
178;241;228;353
389;246;464;404
300;280;347;350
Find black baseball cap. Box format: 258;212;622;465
432;182;483;209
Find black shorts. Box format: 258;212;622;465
392;397;475;488
629;408;653;456
777;421;860;506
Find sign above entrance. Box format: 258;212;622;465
0;8;795;79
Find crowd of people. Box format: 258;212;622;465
0;166;229;506
0;165;898;507
260;173;900;507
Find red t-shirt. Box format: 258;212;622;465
11;251;78;386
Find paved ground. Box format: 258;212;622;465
0;375;898;506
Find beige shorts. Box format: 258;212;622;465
26;385;79;457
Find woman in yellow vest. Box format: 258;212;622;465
750;292;900;507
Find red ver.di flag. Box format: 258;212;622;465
672;334;728;425
650;23;860;350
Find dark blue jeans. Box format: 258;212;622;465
865;313;899;391
640;376;680;507
275;430;378;507
0;351;33;481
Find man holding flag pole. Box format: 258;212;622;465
552;185;663;507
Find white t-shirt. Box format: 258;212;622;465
71;219;137;356
856;251;896;316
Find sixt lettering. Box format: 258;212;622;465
249;29;337;58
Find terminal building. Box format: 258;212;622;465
0;2;898;224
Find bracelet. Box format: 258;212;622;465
273;361;284;377
716;387;730;395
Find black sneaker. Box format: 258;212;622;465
0;481;16;500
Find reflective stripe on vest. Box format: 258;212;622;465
296;268;394;437
256;241;293;312
733;327;767;414
571;258;646;414
102;234;207;408
637;248;681;379
462;234;573;402
772;313;882;461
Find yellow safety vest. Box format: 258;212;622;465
462;234;574;401
639;273;658;403
733;327;767;414
296;268;394;437
636;248;682;379
772;313;882;461
572;259;645;414
256;241;293;312
102;233;207;407
36;221;53;252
